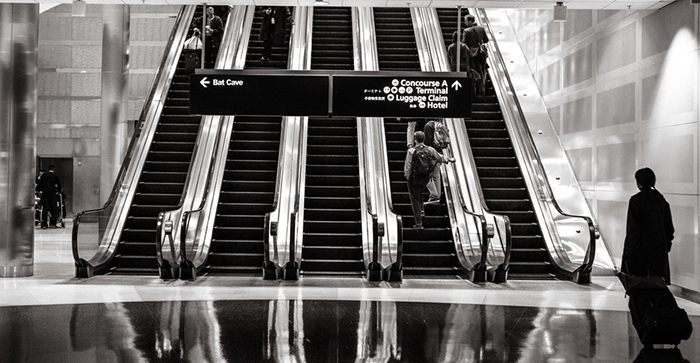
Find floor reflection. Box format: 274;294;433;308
0;300;693;362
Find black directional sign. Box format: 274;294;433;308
331;73;471;118
189;70;471;118
189;71;329;116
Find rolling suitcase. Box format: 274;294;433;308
618;271;693;347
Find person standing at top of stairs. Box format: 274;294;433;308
258;7;292;62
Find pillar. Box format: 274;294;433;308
100;5;130;205
0;4;39;277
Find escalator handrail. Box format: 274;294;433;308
72;5;196;269
355;7;402;271
288;7;310;269
474;8;596;276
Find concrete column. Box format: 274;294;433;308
0;4;39;277
100;5;130;205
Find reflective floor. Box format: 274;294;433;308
1;221;699;362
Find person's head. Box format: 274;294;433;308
635;167;656;190
465;14;475;25
414;131;426;144
452;31;459;43
206;7;215;17
38;169;44;175
48;165;55;172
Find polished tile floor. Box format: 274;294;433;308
1;220;699;362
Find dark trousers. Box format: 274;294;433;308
262;31;275;58
470;56;486;95
407;175;430;226
41;192;59;226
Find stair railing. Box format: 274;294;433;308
474;8;598;282
72;5;197;278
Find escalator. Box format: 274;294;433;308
299;7;362;277
104;28;203;275
373;8;420;71
375;8;462;277
246;6;293;69
202;7;291;275
301;118;363;277
438;8;553;279
311;7;353;70
204;117;282;275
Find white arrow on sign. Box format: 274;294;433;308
451;80;462;91
200;77;210;88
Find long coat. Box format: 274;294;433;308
259;7;290;46
621;188;675;284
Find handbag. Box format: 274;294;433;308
184;35;202;50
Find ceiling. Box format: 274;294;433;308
32;0;677;11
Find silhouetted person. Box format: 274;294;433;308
39;165;62;229
193;6;224;68
447;31;469;72
621;167;674;284
259;7;291;62
462;14;489;95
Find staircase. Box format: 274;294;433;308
311;7;353;70
301;118;364;277
373;8;420;71
204;117;282;275
106;48;201;275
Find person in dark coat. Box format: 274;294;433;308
259;6;292;61
621;167;675;284
404;132;443;229
447;31;469;72
462;14;489;95
39;165;62;229
193;6;225;68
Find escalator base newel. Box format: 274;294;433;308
367;262;383;282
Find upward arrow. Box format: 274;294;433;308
451;80;462;91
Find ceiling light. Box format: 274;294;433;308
554;2;567;22
314;0;330;5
